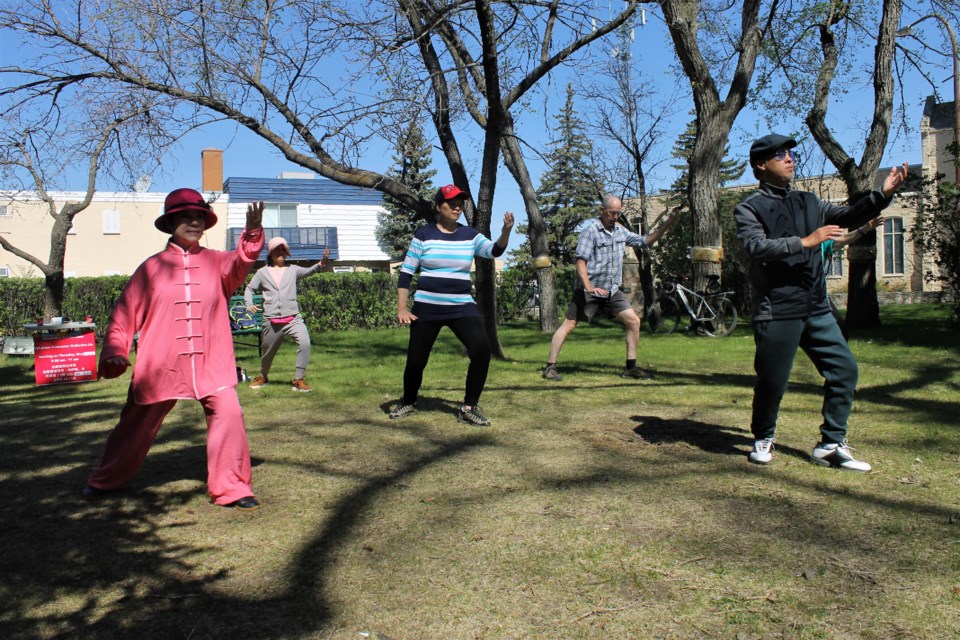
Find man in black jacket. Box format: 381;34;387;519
734;134;908;471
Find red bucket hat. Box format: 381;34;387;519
154;188;218;233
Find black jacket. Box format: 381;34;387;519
734;182;891;321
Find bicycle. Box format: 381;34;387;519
651;274;737;337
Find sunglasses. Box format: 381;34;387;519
773;148;796;161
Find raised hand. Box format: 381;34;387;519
246;201;264;230
501;211;515;235
881;163;909;198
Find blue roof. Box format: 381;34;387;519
224;176;384;206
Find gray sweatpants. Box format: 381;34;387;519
260;315;311;380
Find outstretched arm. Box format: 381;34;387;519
646;210;684;246
834;216;885;249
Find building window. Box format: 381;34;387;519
0;266;9;277
824;247;844;277
0;205;8;217
883;217;904;275
262;203;298;228
103;210;121;234
332;266;354;274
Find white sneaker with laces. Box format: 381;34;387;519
810;440;871;473
748;438;774;464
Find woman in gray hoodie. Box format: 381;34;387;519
244;237;329;392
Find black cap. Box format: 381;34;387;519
749;134;797;165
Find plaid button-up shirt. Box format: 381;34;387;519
575;219;648;296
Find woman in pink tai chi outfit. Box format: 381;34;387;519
83;188;265;511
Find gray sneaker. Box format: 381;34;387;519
388;403;417;420
457;405;491;427
621;366;654;380
542;365;563;381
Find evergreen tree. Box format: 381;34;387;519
376;119;437;259
510;86;601;273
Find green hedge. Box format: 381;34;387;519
0;276;128;338
295;272;399;332
496;265;577;323
0;269;568;338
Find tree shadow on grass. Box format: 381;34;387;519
1;364;494;639
377;394;463;418
630;414;808;461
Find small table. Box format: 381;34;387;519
23;322;98;386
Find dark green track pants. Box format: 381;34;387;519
750;312;858;444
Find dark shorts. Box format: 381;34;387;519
566;289;633;322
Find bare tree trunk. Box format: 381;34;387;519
500;120;559;332
658;0;768;292
804;0;901;330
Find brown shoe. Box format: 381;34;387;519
291;378;312;392
248;375;268;389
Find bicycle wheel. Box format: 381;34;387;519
650;295;682;334
702;297;737;337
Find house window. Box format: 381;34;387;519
0;205;8;217
103;210;121;234
0;266;9;277
332;266;354;274
262;203;298;228
824;247;844;277
883;217;904;275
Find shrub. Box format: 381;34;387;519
496;265;577;322
907;174;960;322
0;276;128;337
294;272;399;332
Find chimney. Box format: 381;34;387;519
201;149;224;192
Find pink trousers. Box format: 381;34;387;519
87;386;253;505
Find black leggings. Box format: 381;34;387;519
402;316;491;407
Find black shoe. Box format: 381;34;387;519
82;484;118;499
227;496;261;511
621;366;654;380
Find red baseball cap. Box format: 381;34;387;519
434;184;470;204
155;188;218;233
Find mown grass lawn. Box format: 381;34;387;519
1;304;958;639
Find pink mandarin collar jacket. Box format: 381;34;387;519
100;228;264;404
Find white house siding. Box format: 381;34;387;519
224;202;390;262
300;204;390;261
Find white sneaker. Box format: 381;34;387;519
748;438;774;464
810;440;871;473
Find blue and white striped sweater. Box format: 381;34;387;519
398;223;503;320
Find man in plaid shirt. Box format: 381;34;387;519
542;194;680;381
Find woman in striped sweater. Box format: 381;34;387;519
389;184;514;426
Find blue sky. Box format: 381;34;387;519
0;4;946;255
